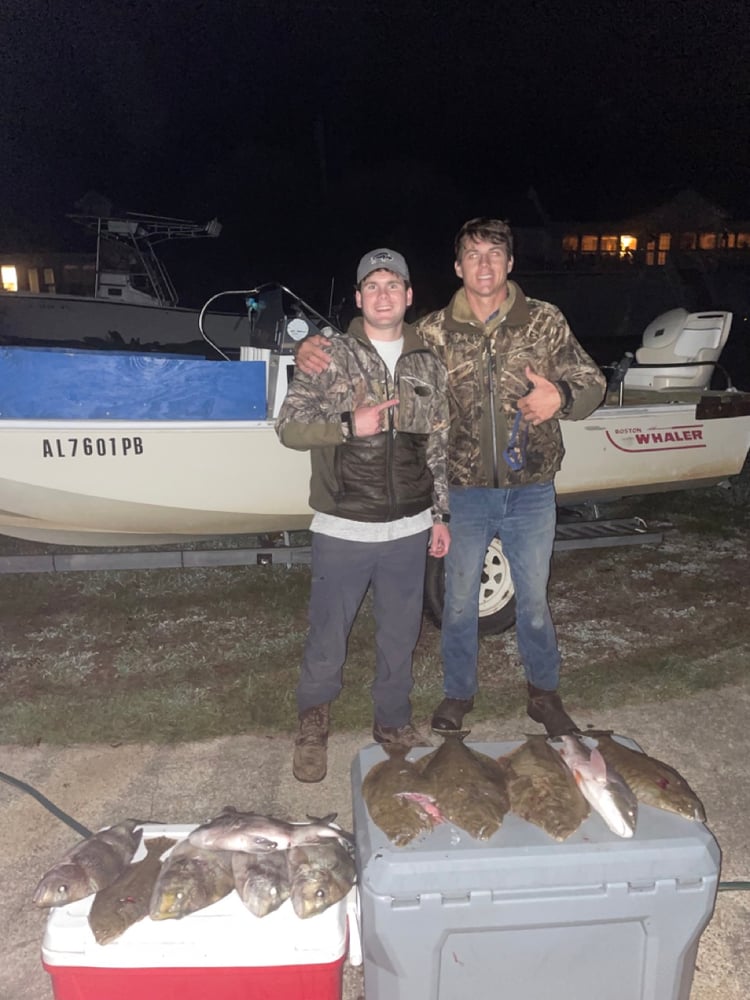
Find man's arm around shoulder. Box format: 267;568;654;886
295;333;334;376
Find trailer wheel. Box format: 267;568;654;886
424;537;516;636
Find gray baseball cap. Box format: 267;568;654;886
356;248;410;284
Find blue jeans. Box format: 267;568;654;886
441;481;560;698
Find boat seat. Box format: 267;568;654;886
623;308;732;390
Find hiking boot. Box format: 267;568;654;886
373;721;433;748
526;684;579;736
431;696;475;732
293;704;330;783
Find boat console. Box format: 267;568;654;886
622;308;732;391
200;283;341;418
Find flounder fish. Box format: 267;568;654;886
418;735;510;840
361;747;440;847
586;731;706;821
501;735;590;840
88;836;176;944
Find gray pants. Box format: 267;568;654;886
297;530;430;727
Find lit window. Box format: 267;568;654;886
646;234;671;266
736;233;750;248
698;233;717;250
600;235;618;255
562;234;579;253
580;235;598;253
28;268;40;293
1;265;18;291
619;235;637;255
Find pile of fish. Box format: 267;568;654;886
33;809;356;945
362;732;706;847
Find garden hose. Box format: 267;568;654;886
0;770;93;837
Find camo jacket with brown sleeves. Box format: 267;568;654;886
416;283;607;488
276;319;450;523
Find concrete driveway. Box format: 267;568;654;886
3;683;749;1000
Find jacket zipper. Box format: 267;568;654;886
384;362;396;517
365;340;429;519
485;340;500;487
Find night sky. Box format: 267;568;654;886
2;0;749;311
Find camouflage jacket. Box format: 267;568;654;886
416;283;606;488
276;319;450;523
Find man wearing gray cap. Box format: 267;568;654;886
275;248;451;782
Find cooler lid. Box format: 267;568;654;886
41;824;350;969
351;741;721;899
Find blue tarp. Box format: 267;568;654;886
0;347;267;420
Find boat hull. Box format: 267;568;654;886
0;292;247;352
0;399;748;547
0;341;748;548
0;421;314;546
556;399;750;503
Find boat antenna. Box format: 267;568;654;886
328;276;335;317
93;216;103;299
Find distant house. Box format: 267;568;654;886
507;190;750;357
514;189;750;273
0;252;96;296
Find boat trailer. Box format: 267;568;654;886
0;514;669;575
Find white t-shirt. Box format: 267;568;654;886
311;335;432;542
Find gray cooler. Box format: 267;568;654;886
351;739;720;1000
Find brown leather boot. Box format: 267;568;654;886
292;704;330;783
373;721;433;748
526;684;579;736
431;696;475;732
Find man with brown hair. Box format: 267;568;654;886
415;218;606;735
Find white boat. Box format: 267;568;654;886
0;210;247;354
0;294;747;552
557;307;750;502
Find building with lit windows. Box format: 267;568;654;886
512;190;750;384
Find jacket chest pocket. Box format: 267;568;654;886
395;375;436;432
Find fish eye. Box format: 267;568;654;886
176;891;184;900
315;889;325;898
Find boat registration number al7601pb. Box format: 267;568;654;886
42;436;145;458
